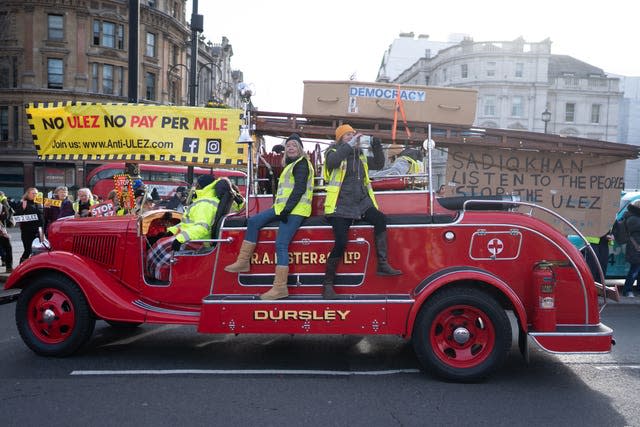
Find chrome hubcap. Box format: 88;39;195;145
452;327;470;344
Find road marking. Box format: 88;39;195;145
70;368;421;376
100;325;181;347
594;365;640;370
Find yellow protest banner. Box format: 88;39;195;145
25;103;247;166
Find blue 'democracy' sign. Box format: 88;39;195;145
349;86;426;102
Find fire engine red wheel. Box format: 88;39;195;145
413;287;511;382
15;275;95;357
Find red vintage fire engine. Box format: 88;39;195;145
3;111;616;382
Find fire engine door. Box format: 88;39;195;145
236;238;371;288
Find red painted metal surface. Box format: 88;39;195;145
4;189;613;359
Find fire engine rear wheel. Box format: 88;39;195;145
413;287;511;382
15;275;95;357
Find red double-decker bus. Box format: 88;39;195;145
87;163;246;200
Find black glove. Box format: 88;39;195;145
277;210;290;223
171;238;182;251
233;193;244;205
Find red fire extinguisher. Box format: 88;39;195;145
532;262;557;332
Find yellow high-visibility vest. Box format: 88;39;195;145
274;156;314;217
322;148;378;215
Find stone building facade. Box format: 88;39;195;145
391;37;621;140
382;36;622;188
0;0;243;199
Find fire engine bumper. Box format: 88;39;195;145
529;323;614;353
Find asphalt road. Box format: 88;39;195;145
0;299;639;427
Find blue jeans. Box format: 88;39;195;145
244;207;305;266
623;263;640;294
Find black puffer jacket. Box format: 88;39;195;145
16;199;44;235
624;203;640;263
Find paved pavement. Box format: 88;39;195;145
1;226;639;305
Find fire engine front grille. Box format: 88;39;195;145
72;235;118;266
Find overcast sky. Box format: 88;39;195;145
189;0;637;114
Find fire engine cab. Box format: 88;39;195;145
3;109;616;382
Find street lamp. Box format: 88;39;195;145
541;108;551;134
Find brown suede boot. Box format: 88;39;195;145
224;241;256;273
375;232;402;276
260;265;289;300
322;257;340;299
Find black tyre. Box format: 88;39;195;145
412;287;511;382
16;275;96;357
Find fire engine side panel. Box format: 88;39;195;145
212;210;599;335
198;300;389;334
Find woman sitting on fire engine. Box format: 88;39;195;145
322;124;402;299
225;133;314;300
147;174;244;281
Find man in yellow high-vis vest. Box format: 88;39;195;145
322;124;402;299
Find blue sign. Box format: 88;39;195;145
349;86;426;102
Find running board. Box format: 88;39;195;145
198;294;414;335
529;323;614;353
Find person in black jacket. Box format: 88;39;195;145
622;199;640;297
16;187;44;263
321;124;402;299
165;186;187;212
0;191;14;272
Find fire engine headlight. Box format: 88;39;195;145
31;237;50;256
444;231;456;241
31;227;51;256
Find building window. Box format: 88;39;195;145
146;32;156;57
515;62;523;78
0;56;18;88
91;63;98;92
442;67;447;82
103;64;114;95
591;104;601;124
91;63;124;95
145;72;156;100
116;25;124;50
47;58;63;89
511;96;523;117
12;106;19;140
483;95;496;116
0;106;8;141
171;44;179;66
461;64;468;79
116;66;124;96
148;0;156;8
93;20;124;49
565;103;575;122
48;14;64;40
486;61;496;77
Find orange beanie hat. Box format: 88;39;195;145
335;124;355;142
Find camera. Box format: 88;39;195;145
359;135;372;147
